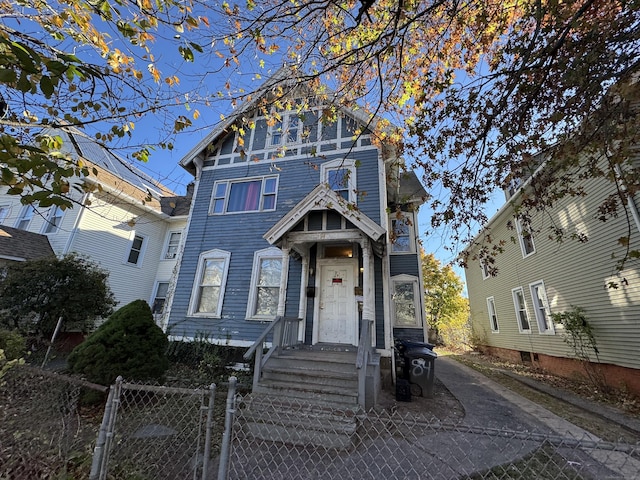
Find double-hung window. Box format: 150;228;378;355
530;280;554;334
481;261;490;279
15;205;35;230
152;282;169;315
512;287;531;333
391;275;421;327
516;218;535;257
126;234;146;265
321;159;357;202
247;247;282;319
164;231;182;259
211;176;278;214
190;249;231;317
487;297;499;332
43;205;64;234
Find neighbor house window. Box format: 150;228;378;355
512;287;531;333
390;213;415;253
530;280;554;334
487;296;499;332
516;218;535;257
247;247;282;319
15;205;35;230
189;249;231;317
0;205;9;224
126;234;146;265
152;282;169;315
391;275;421;328
210;176;278;214
321;159;357;202
42;205;64;234
269;114;301;146
163;231;182;259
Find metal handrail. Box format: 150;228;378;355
243;316;302;391
356;319;373;408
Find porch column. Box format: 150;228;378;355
298;254;309;341
361;239;376;345
277;245;290;317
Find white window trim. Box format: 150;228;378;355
162;230;182;260
15;205;35;230
151;281;170;316
320;158;357;203
391;274;422;328
268;113;302;147
515;218;536;258
41;205;64;234
481;261;490;280
209;175;279;215
246;246;283;321
512;286;531;334
389;211;416;254
0;205;10;224
529;280;555;335
188;249;231;318
487;296;499;333
124;233;147;267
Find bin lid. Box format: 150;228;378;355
405;348;437;359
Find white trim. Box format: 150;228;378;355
512;286;531;334
168;334;259;348
188;249;231;318
320;158;357;203
529;280;555;334
209;175;279;215
390;274;422;328
150;280;170;316
389;211;416;254
515;218;536;257
14;205;35;230
487;296;499;333
246;246;283;320
124;232;147;267
162;230;182;260
41;205;64;234
0;205;11;224
481;261;491;280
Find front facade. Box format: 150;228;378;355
464;159;640;395
163;79;428;362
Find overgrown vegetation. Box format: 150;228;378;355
68;300;168;385
0;329;26;382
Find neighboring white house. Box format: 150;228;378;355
0;127;191;319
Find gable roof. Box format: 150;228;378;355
264;183;386;247
0;226;55;262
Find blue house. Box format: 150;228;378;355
163;71;428;408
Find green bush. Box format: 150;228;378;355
0;329;26;361
67;300;168;386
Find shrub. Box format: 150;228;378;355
0;329;26;361
67;300;168;385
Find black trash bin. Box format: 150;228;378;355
403;348;437;398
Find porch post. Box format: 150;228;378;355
298;254;309;342
361;239;376;344
277;245;290;317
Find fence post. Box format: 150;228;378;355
89;384;116;480
99;376;123;480
217;376;237;480
201;383;216;480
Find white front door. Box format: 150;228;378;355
315;260;358;345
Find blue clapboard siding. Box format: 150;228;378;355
390;254;421;277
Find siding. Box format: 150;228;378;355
465;171;640;370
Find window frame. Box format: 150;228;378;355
163;230;182;260
486;296;499;332
512;286;531;334
391;274;422;328
188;249;231;318
209;175;279;215
529;280;554;334
15;205;35;230
268;113;302;147
320;159;357;203
125;233;147;266
246;247;283;321
481;261;490;280
515;218;536;257
389;212;416;254
0;205;10;224
151;281;170;316
42;205;64;234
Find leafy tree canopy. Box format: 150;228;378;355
1;0;638;263
0;253;116;336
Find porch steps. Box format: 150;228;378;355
239;347;362;449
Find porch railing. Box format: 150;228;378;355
243;316;302;391
356;319;374;409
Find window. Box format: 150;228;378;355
516;218;535;257
126;234;145;265
0;206;9;224
189;249;231;317
247;247;283;319
512;287;531;333
164;231;182;259
321;159;357;202
391;275;421;327
530;280;554;334
210;176;278;214
42;205;64;234
390;213;415;253
269;114;301;146
487;297;499;332
152;282;169;315
481;261;490;280
15;205;35;230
